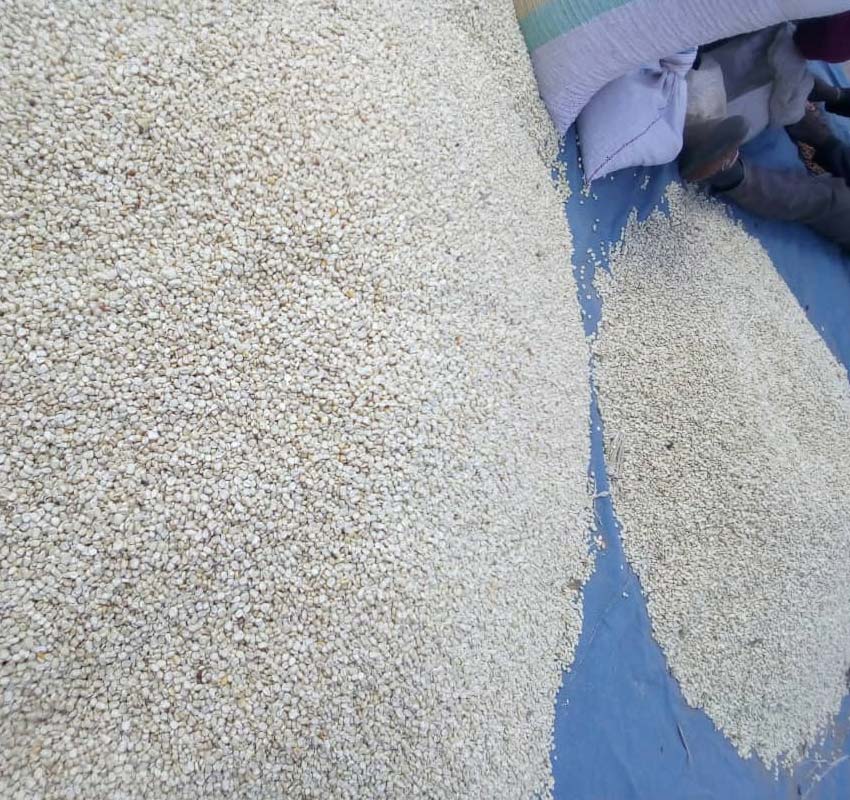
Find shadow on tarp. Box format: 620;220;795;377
552;63;850;800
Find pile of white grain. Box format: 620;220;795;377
594;185;850;766
0;0;590;797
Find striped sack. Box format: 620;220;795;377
514;0;850;133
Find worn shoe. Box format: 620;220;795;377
825;87;850;118
708;155;745;192
679;116;749;182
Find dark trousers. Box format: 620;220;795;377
722;162;850;250
815;138;850;186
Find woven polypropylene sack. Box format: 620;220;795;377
577;50;695;183
514;0;850;133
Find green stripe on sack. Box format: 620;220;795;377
518;0;633;51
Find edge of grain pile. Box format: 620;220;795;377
0;1;590;797
594;184;850;767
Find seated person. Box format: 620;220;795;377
679;13;850;251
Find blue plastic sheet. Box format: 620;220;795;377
552;64;850;800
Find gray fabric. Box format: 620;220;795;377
709;28;776;99
726;86;771;142
703;23;812;142
723;162;850;250
765;25;812;127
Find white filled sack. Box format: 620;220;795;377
577;50;696;183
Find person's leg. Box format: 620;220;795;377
814;139;850;184
719;161;850;250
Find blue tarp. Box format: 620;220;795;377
552;64;850;800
